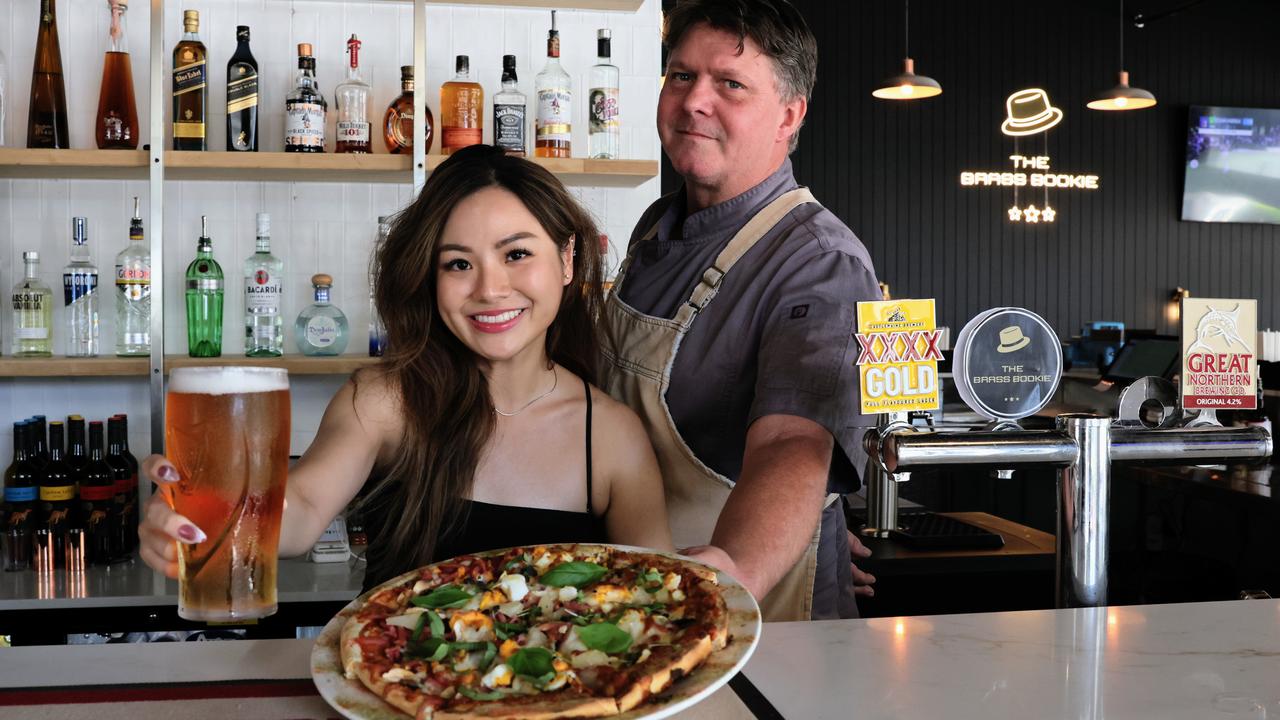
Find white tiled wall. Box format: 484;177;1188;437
0;0;662;459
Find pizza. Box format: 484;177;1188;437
340;544;731;719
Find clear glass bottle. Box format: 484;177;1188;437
334;35;371;154
244;212;284;357
11;251;53;357
295;274;348;356
184;216;223;357
589;29;620;159
368;217;389;357
96;0;139;150
535;11;572;158
115;196;150;356
285;43;326;153
63;217;100;357
441;55;483;154
493;55;527;156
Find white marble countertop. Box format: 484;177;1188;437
745;599;1280;719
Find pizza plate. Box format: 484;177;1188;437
311;544;762;720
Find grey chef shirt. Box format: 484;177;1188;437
615;160;881;619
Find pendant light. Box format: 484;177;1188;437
872;0;942;100
1087;0;1156;111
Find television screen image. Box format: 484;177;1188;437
1182;105;1280;224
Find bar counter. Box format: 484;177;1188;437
2;598;1277;719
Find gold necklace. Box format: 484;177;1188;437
493;366;558;417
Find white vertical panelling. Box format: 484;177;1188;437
0;0;661;460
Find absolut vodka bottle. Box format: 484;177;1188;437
63;217;99;357
11;251;53;357
244;212;283;357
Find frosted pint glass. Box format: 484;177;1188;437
165;367;290;621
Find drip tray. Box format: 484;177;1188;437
888;511;1006;550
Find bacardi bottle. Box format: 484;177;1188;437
184;216;223;357
11;251;53;357
335;35;371;154
64;217;100;357
115;197;150;356
285;43;326;153
493;55;527;156
535;11;572;158
589;29;620;159
245;212;284;357
295;274;349;355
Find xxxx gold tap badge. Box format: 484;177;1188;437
1181;298;1258;410
855;299;943;414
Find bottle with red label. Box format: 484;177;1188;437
80;421;118;565
334;35;371;153
115;197;150;356
245;212;284;357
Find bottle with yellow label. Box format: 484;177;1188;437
38;421;77;569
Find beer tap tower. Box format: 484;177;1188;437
860;307;1272;609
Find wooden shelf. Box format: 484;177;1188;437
165;151;412;183
0;149;148;180
0;357;148;377
165;355;381;376
426;155;658;187
357;0;643;8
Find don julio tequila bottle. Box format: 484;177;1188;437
245;213;284;357
64;217;100;357
27;0;70;149
295;274;348;355
10;252;53;357
115;197;150;356
184;216;223;357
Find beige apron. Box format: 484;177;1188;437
601;188;838;622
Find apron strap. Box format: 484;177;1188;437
673;187;817;329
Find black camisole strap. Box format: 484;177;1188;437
583;378;594;515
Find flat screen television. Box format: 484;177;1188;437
1182;105;1280;224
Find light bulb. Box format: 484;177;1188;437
1115;96;1128;108
900;84;913;96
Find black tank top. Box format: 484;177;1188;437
361;378;608;592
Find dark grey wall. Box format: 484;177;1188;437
667;0;1280;337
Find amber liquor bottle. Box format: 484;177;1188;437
285;44;326;153
441;55;483;155
95;0;138;149
172;10;207;151
384;66;431;154
226;26;258;152
27;0;70;149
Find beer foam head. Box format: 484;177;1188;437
169;367;290;395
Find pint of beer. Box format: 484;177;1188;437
166;367;290;621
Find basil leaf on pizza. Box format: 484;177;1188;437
411;585;473;609
458;687;504;701
540;561;608;587
508;646;555;678
576;622;633;654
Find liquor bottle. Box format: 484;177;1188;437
185;216;224;357
172;10;207;151
0;48;8;146
535;11;572;158
106;417;135;559
38;420;76;569
27;0;70;149
4;422;38;572
493;55;527;157
64;217;100;358
80;421;117;565
11;251;53;358
589;30;620;159
335;35;371;154
226;25;259;152
244;212;284;357
66;415;87;476
30;416;50;469
115;197;150;356
112;414;140;483
285;43;326;153
384;65;430;154
295;274;349;355
95;0;139;150
441;55;483;155
369;217;389;357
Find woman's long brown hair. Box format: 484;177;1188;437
360;144;606;583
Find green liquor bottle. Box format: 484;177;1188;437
184;216;223;357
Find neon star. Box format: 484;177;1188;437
1042;206;1056;222
1024;204;1041;223
1008;205;1023;221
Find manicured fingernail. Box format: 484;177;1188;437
158;465;178;482
177;524;206;543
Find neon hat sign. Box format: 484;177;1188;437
960;88;1101;224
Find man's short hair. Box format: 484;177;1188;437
663;0;817;152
